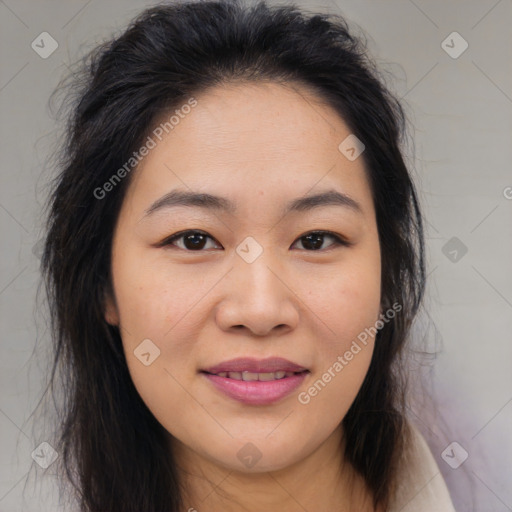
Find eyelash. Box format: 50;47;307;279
160;229;351;252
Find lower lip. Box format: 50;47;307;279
201;372;309;405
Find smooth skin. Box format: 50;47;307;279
105;81;383;511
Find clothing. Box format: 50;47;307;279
389;423;456;511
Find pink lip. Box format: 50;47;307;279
200;357;309;405
202;357;307;374
202;372;308;405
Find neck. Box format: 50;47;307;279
171;425;377;512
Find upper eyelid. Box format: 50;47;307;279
164;229;220;245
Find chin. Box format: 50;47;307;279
217;435;310;474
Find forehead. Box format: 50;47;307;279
124;81;375;221
155;81;350;163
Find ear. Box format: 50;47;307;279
104;287;120;326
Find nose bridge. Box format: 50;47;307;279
215;240;299;335
234;241;285;306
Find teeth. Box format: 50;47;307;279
214;370;300;381
242;371;259;381
258;372;276;381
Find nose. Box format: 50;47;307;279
215;250;300;337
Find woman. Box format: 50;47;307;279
42;0;456;510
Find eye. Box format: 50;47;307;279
161;230;222;251
160;229;350;252
291;230;350;251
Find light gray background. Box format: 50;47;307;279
1;0;511;511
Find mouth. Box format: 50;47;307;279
201;370;309;381
201;356;309;375
200;357;310;405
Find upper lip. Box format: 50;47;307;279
202;357;308;374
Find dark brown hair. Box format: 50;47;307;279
42;1;425;510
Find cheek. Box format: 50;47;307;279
305;258;381;349
298;253;380;403
111;246;206;342
115;263;199;437
111;251;202;411
296;280;378;424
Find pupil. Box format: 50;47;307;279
185;233;206;250
303;233;323;250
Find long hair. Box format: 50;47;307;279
41;1;425;510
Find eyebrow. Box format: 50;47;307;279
143;188;363;218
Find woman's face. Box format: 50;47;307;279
106;81;382;473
